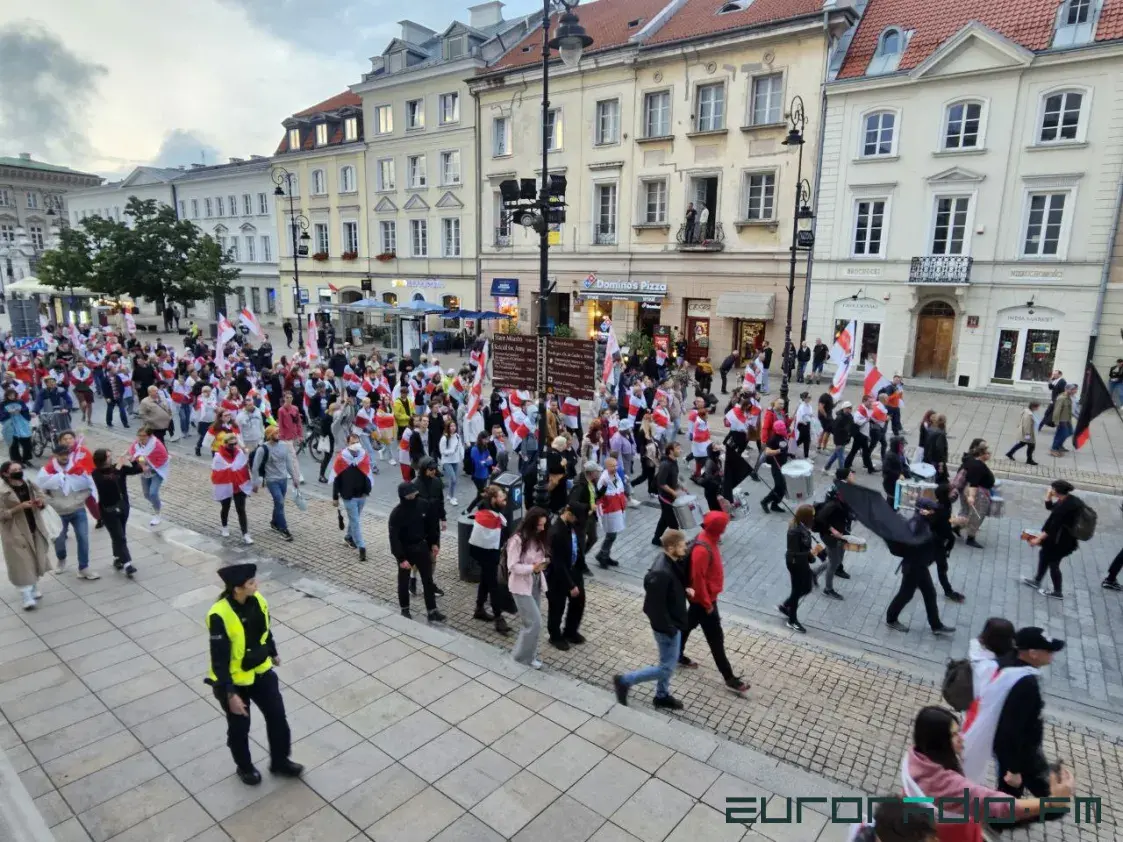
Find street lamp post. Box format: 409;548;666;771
779;96;815;413
272;167;311;346
499;0;591;511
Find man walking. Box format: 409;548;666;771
138;385;173;442
1022;479;1083;599
282;319;294;348
652;442;684;546
759;342;772;394
614;529;692;710
37;444;97;579
813;469;855;599
252;427;299;542
1048;383;1077;456
885;499;955;635
389;482;445;622
205;563;303;786
844;395;877;474
331;431;373;561
1005;401;1040;466
677;511;750;693
546;503;587;650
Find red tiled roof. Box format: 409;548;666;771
646;0;823;45
293;90;361;118
487;0;671;72
838;0;1123;79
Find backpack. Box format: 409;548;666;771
941;658;974;711
255;444;269;479
1068;501;1097;541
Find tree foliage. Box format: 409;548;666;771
38;196;239;307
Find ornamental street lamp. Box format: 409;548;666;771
779;95;814;413
272;166;312;346
498;0;591;510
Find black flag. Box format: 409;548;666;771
834;483;930;552
1074;363;1114;450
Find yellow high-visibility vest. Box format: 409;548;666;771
205;593;273;687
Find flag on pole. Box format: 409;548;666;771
124;312;136;335
305;314;319;361
863;365;891;398
1073;363;1114;449
239;307;262;337
603;323;620;385
216;313;236;345
829;320;856;399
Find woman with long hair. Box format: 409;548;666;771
468;485;512;635
904;706;1073;839
0;460;51;609
91;447;142;576
128;426;169;526
778;504;824;633
969;617;1015;697
958;439;995;549
439;419;464;506
916;409;936;463
632;414;658;497
507;506;550;668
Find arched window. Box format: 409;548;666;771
868;27;906;75
311;169;326;196
919;300;955;317
340;165;356;194
1038;89;1086;144
861;110;897;157
943;100;984;150
412;291;426;302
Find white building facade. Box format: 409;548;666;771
808;5;1123;391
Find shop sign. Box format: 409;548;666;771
492;335;539;391
360;277;372;292
639;299;663;310
491;278;519;296
843;267;881;278
392;278;445;289
966;315;979;328
1032;342;1051;354
1010;269;1063;281
545;337;596;400
653;326;671;354
834;297;884;320
686;301;711;317
581;274;668;296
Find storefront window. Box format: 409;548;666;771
994;329;1018;380
495;296;519;331
638;303;661;337
1019;329;1059;382
382;292;398;306
739;320;766;359
585;299;611;339
442;295;460;329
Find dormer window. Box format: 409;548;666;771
287;128;300;150
717;0;752;13
1053;0;1100;47
315;124;328;146
344;117;359;142
868;27;907;75
444;34;467;60
388;50;405;73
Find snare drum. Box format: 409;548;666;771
781;459;815;501
896;479;937;511
987;494;1005;519
910;462;937;482
841;535;867;553
672;494;703;530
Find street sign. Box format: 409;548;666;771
492;334;539;391
797;230;815;250
361;277;372;292
545;337;596;400
293;287;310;306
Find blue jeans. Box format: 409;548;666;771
140;474;163;512
55;508;90;570
1051;422;1073;451
266;479;288;531
824;444;846;471
178;403;192;432
343;497;365;549
105;397;128;427
442;462;458;499
761;369;770;393
619;629;680;699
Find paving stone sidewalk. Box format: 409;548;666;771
35;426;1123;841
2;524;861;842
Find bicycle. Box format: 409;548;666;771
295;426;329;462
32;409;72;458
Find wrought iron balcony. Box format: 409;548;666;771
593;229;617;245
909;255;972;284
494;228;511;248
676;222;725;252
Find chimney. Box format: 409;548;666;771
468;1;504;29
228;157;245;164
399;20;436;44
18;153;31;161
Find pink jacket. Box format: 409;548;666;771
907;748;1012;842
506;533;548;596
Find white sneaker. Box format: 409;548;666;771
77;569;101;580
389;458;397;466
529;659;543;670
449;497;458;506
31;585;41;599
20;587;35;610
221;527;230;538
149;517;161;527
243;533;254;545
628;498;640;508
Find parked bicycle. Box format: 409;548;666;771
294;426;329;462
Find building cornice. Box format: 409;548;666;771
0;166;101;188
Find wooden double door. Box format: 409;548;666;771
913;301;956;378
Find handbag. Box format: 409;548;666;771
40;504;62;540
291;486;308;512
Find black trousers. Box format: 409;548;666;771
761;464;786;507
869;426;887;460
679;602;735;681
8;437;31;464
471;545;503;614
1034;549;1066;593
398;542;437;611
1007;440;1035;462
796;423;811;458
886;561;942;629
1107;547;1123;582
213;669;291;771
719;370;729;393
934;552;955;596
102;503;131;564
319;432;335;478
152;428;167;443
780;559;814;625
632;458;656;494
845;433;874;472
219;493;248;533
997;748;1051;799
653;500;676;544
546;571;585;639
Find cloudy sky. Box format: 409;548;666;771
0;0;538;178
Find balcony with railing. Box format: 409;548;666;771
593;228;617;246
676;222;725;252
909;255;972;284
494;227;511;248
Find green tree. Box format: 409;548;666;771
185;234;240;306
36;226;95;297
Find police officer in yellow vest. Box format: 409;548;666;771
205;563;303;785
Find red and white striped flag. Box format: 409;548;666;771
305;314;319;361
327;446;372;482
239;307;262;337
603;325;619;385
863;365;891;398
124;312;136;335
128;436;170;479
829;320;856;399
470;508;507;549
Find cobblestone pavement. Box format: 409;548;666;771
0;527;866;842
50;424;1123;841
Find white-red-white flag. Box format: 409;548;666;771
124;312;136;335
863;365;891;398
216;313;236;345
305;314;319;361
239;307;262;337
603;324;619;385
829;320;856;399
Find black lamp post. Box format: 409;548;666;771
779;96;814;413
500;0;591;511
272;166;312;346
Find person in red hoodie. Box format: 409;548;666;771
677;511;750;693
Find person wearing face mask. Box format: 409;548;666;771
1022;479;1084;599
388;482;445;622
211;434;254;545
330;432;373;561
0;460;51;610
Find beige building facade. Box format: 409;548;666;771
470;0;855;363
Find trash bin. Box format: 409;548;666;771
492;471;525;533
457;514;481;583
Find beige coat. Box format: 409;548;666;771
139;396;173;431
1019;408;1036;444
0;480;52;587
1054;393;1074;425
